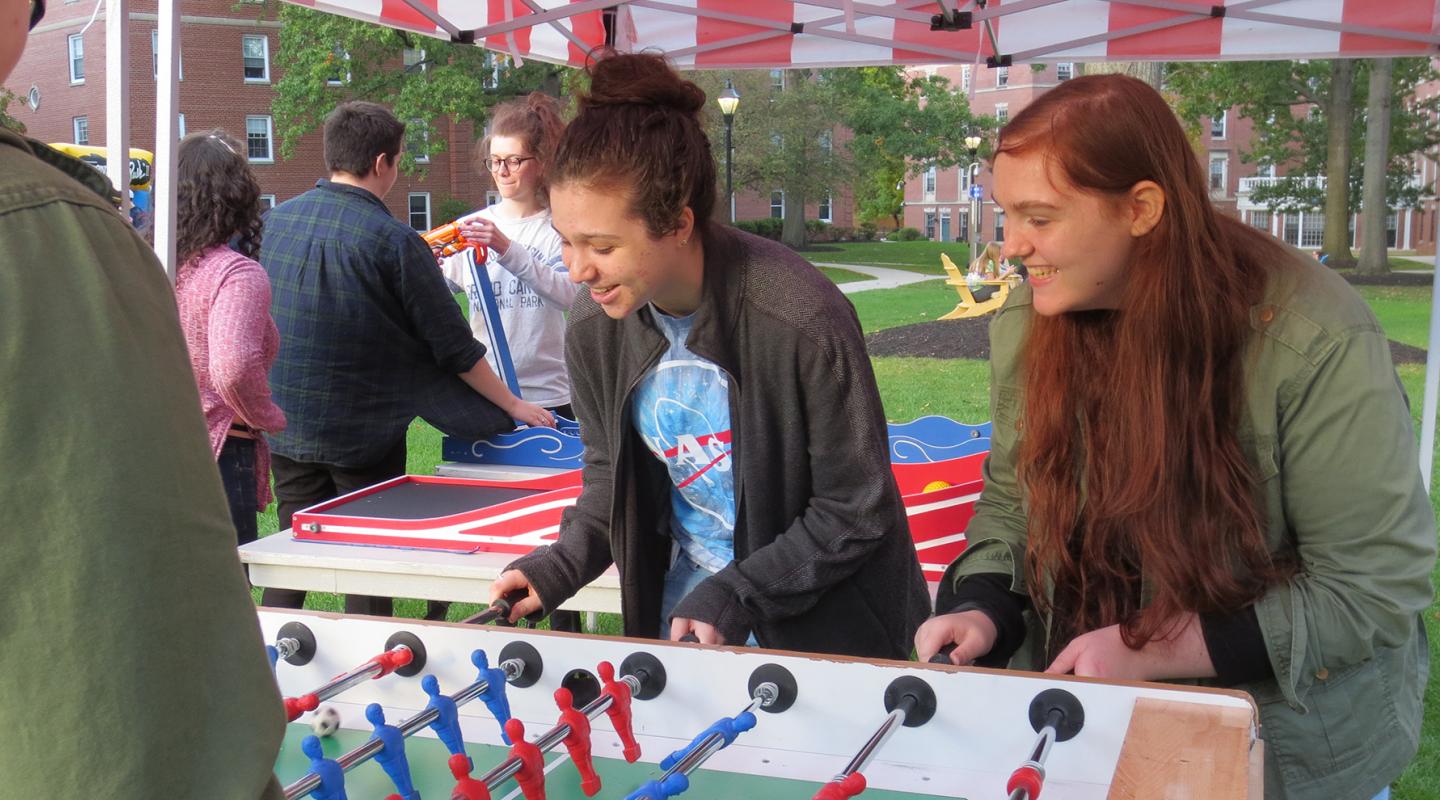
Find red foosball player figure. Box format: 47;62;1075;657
448;752;492;800
813;773;867;800
598;661;641;762
506;718;546;800
554;687;601;796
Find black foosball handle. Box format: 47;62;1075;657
462;590;544;626
928;643;958;664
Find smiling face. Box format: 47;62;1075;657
992;149;1141;316
550;181;697;319
488;134;541;205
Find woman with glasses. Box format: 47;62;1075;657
172;129;286;550
440;92;579;422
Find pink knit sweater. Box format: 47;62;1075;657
175;245;286;506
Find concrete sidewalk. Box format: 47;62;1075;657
816;262;941;294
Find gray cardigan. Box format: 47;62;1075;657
509;225;930;658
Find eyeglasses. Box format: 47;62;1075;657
485;155;535;173
29;0;46;31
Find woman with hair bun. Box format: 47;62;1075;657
914;74;1432;800
490;53;929;659
441;92;577;423
173;129;286;548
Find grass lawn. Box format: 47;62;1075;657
256;273;1440;797
817;265;870;284
805;240;972;274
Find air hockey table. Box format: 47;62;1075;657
263;609;1262;800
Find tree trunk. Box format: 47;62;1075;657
781;186;806;249
1080;62;1163;89
1320;59;1356;268
1357;58;1394;275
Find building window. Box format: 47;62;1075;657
770;190;784;219
1256;163;1275;179
1386;210;1398;248
940;208;952;240
994;210;1006;242
995;103;1008;124
770;69;785;90
818;193;832;223
245;115;273;162
1249;210;1271;231
72;116;88;145
1208;153;1228;194
924;165;937;196
1057;62;1073;81
68;33;84;84
151;30;183;80
996;66;1008;87
408;193;431;231
407;120;430;164
924;211;937;240
402;48;427;74
1300;213;1323;248
1211;111;1227;139
242;35;269;82
486;191;500;206
326;47;350;86
1284;213;1300;246
819;130;833;156
959;166;972;194
259;194;277;211
961;65;972;92
481;52;501;89
177;112;186;138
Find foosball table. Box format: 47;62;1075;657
262;609;1262;800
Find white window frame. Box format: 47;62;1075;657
1256;163;1275;179
819;130;833;156
959;166;972;195
996;66;1009;87
1056;62;1073;81
961;65;972;92
1208;153;1228;195
818;193;833;223
68;33;84;84
770;190;784;219
486;191;501;207
259;194;277;211
177;112;186;139
1211;111;1227;139
770;69;785;90
408;192;432;231
245;115;274;163
72;115;88;145
994;209;1006;243
995;103;1009;124
924;165;937;198
242;34;270;83
151;30;183;80
402;48;427;74
407;119;430;165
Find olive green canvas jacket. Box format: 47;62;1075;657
0;129;285;797
944;255;1435;799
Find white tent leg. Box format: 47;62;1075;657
1419;261;1440;493
105;0;130;215
152;0;180;281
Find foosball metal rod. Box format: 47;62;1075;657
309;645;413;704
478;673;644;791
1006;708;1060;800
831;694;916;784
281;656;527;800
658;682;779;782
273;637;302;662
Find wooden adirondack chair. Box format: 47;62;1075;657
939;245;1023;320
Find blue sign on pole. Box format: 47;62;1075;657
969;185;983;200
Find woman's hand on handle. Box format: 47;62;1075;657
914;610;999;666
490;569;544;623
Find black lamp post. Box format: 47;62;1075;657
717;80;740;223
964;134;982;248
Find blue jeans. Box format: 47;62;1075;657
660;549;757;646
217;436;258;547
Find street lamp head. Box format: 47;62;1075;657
717;80;740;118
963;134;982;153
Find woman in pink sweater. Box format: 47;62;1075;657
173;130;286;547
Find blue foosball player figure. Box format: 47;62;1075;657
659;712;757;771
366;703;419;800
301;735;347;800
474;650;513;744
422;674;467;764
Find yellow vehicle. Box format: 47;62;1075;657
49;143;155;225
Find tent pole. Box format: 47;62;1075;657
1419;252;1440;493
105;0;130;216
152;0;180;282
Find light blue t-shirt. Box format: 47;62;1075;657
631;308;736;572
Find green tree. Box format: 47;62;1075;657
271;5;570;169
1167;59;1440;261
0;88;25;134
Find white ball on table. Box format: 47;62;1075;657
311;705;342;737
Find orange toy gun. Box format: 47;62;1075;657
423;222;489;261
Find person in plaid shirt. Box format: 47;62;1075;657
259;101;551;617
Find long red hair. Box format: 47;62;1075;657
998;75;1296;650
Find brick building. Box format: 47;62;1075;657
9;0;494;232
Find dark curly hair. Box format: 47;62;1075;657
176;130;263;265
550;53;716;238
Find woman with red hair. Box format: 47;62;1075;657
916;74;1433;800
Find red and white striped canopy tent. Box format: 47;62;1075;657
278;0;1440;68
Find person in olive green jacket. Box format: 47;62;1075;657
915;75;1434;800
0;2;284;796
